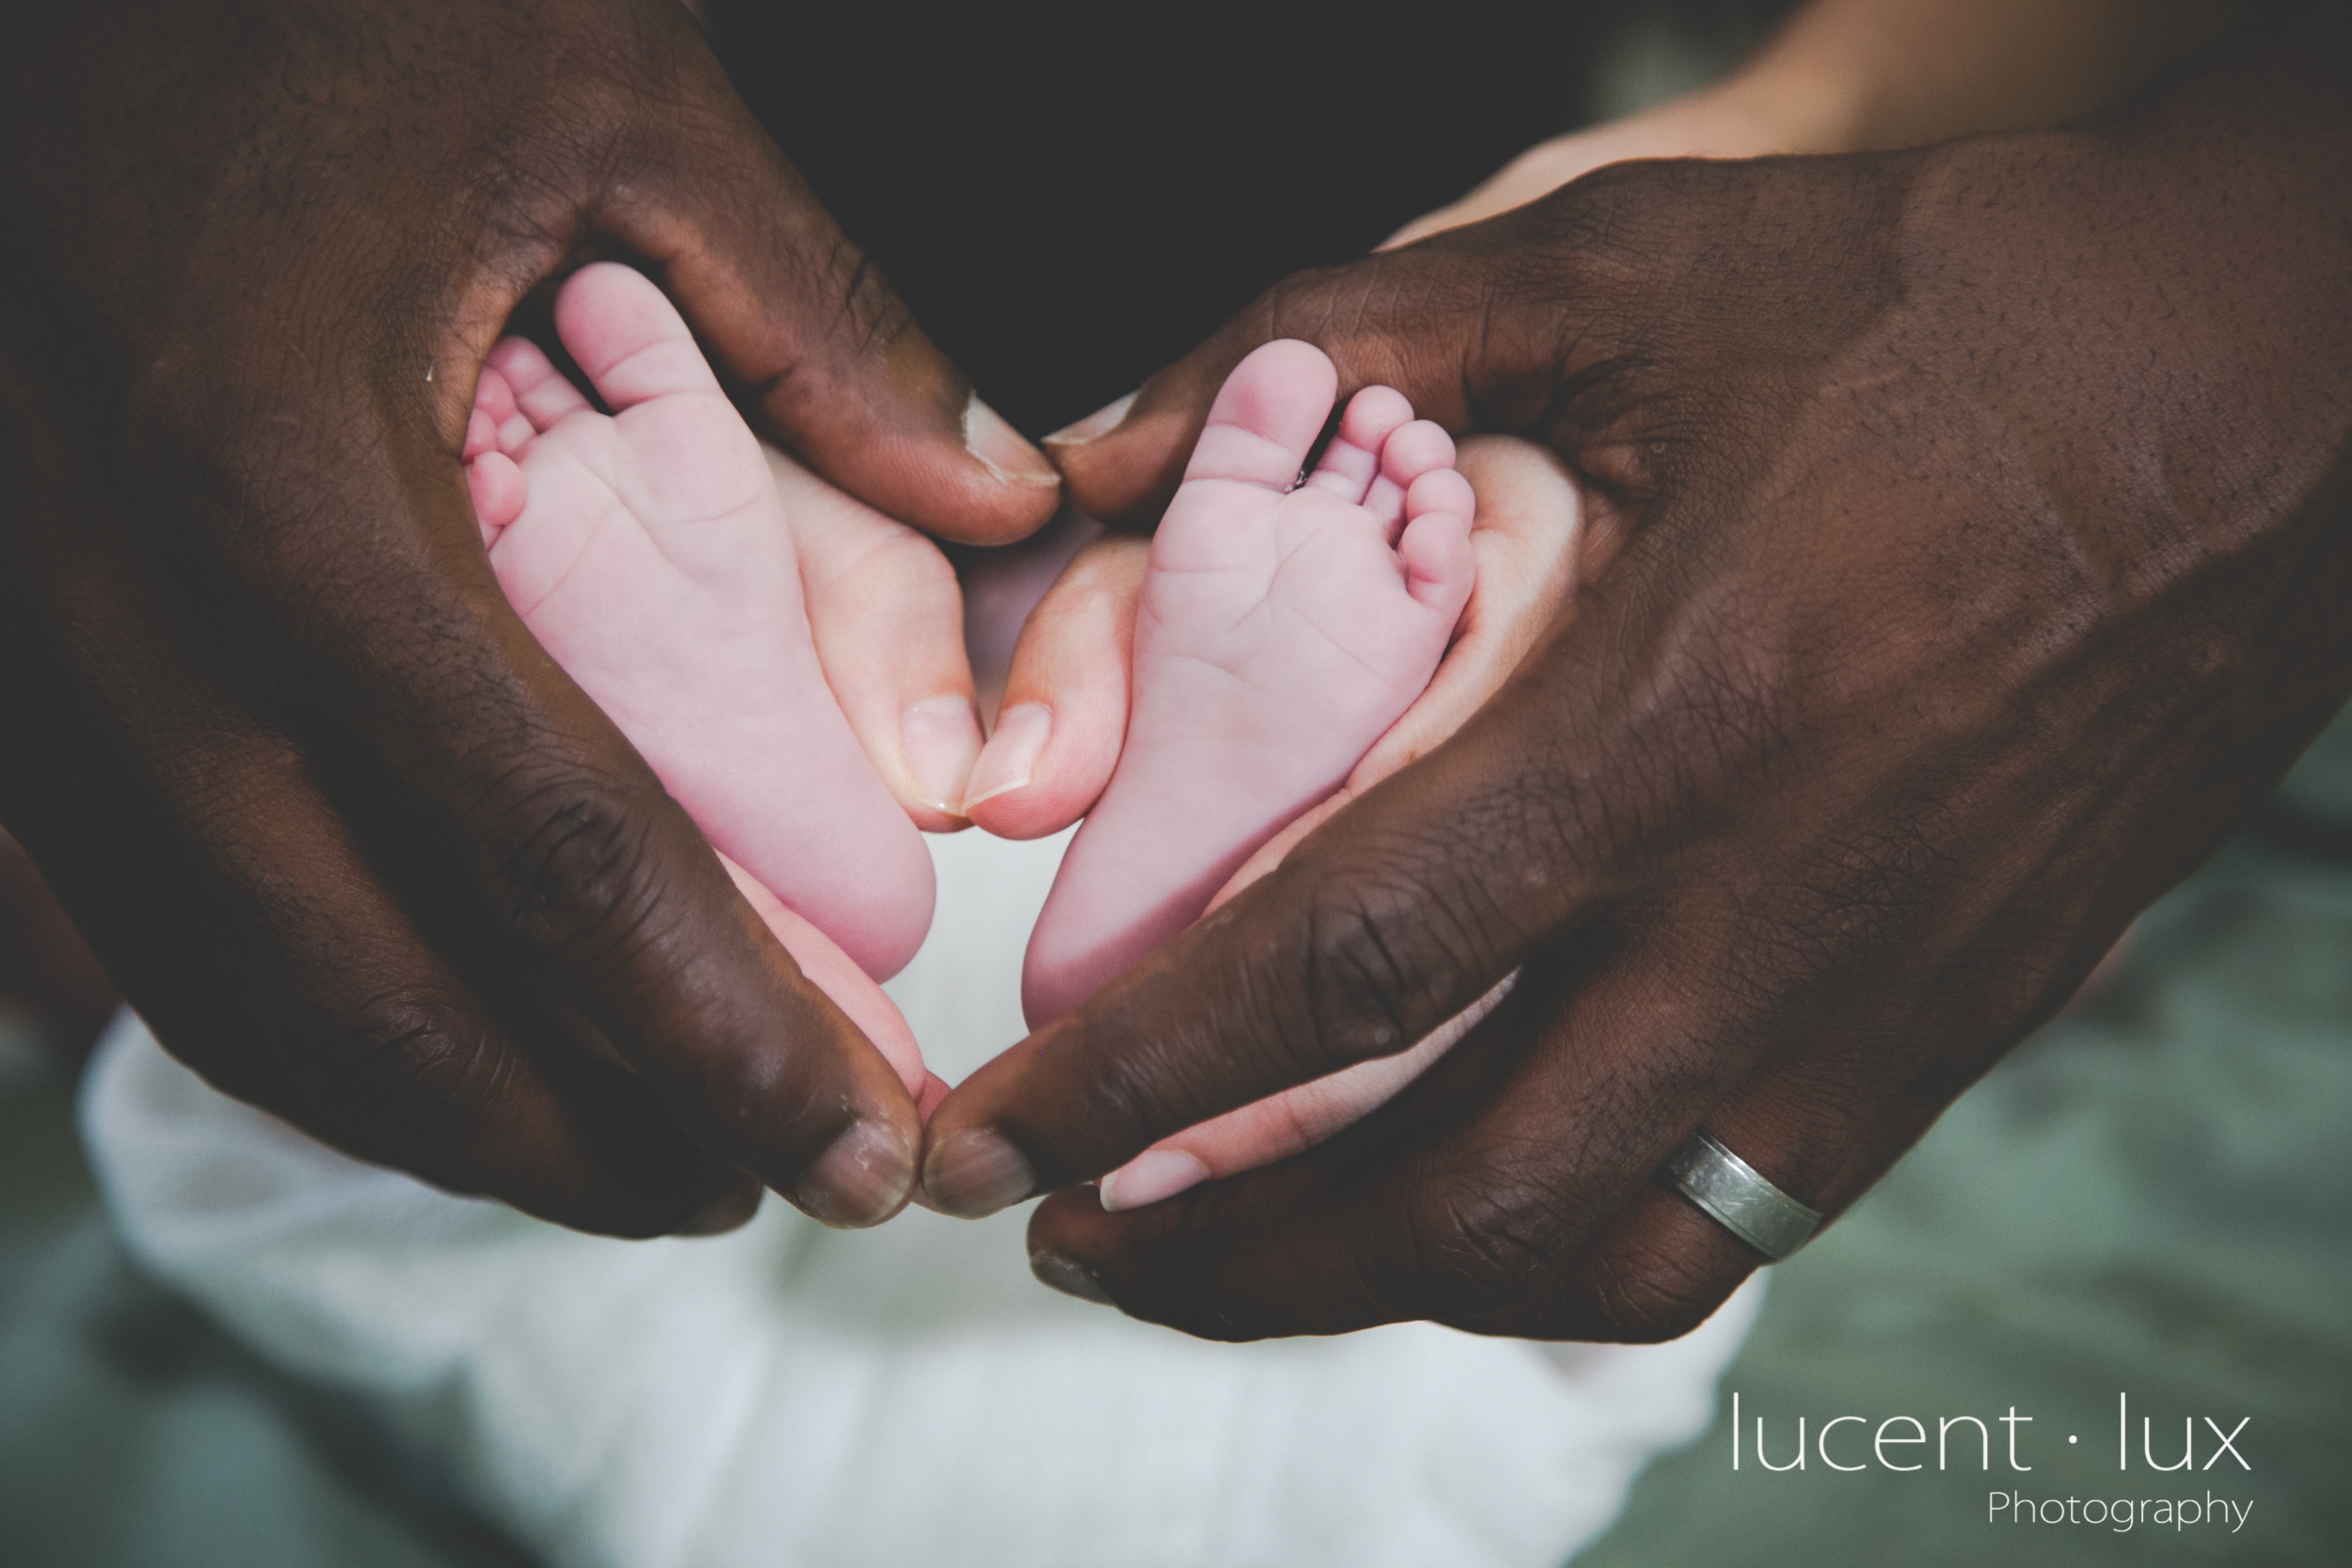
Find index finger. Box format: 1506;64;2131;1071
1043;233;1534;528
1017;958;1754;1340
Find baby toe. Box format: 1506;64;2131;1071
465;449;528;546
1182;339;1339;493
1398;494;1475;615
463;404;501;462
486;336;590;432
1365;419;1459;534
1404;466;1476;526
1303;385;1413;503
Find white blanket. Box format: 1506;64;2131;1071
80;826;1759;1568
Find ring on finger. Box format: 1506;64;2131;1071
1661;1131;1821;1262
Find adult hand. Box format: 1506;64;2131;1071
966;0;2256;838
964;437;1581;1205
0;0;1058;1235
924;12;2352;1337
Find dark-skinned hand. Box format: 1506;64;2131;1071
0;0;1059;1237
923;8;2352;1339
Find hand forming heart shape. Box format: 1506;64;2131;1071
464;257;1593;1208
7;0;2344;1353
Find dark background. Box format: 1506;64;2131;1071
708;0;1647;436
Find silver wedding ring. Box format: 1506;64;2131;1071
1662;1132;1821;1262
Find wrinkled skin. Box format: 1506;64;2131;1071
923;10;2352;1339
0;0;1057;1236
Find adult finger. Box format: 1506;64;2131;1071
952;12;2352;1338
596;16;1062;546
1045;233;1517;527
1029;871;2075;1340
766;445;983;832
720;851;926;1101
955;504;1104;722
1025;948;1772;1338
1093;974;1513;1212
960;533;1149;840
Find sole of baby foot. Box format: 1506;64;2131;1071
1020;339;1473;1026
465;262;933;977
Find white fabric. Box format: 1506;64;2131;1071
80;826;1759;1568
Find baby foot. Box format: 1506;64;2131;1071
1022;340;1475;1025
465;262;933;979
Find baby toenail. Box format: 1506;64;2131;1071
901;695;984;813
963;396;1059;486
1044;390;1137;450
962;705;1051;809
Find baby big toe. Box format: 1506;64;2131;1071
1181;339;1339;492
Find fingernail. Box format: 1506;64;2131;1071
923;1127;1036;1218
793;1117;915;1228
963;396;1058;487
961;703;1051;810
677;1183;762;1237
900;695;984;813
1043;390;1137;449
1029;1247;1116;1307
1097;1148;1210;1212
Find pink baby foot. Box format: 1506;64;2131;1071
718;853;942;1114
1022;340;1475;1025
464;262;933;979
